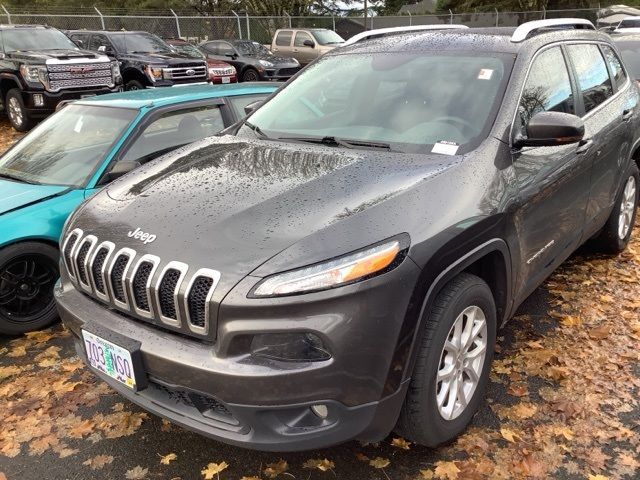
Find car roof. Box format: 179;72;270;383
336;23;611;56
73;83;280;110
0;24;54;30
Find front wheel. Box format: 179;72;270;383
0;242;60;335
125;79;145;91
593;164;639;254
396;273;496;447
241;68;260;82
5;88;33;132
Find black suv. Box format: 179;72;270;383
56;19;640;451
68;31;208;90
0;25;121;131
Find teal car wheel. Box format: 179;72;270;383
0;242;59;335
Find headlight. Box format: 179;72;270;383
258;59;274;68
251;238;406;297
145;65;164;81
112;61;121;80
20;65;46;84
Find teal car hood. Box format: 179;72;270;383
0;179;69;215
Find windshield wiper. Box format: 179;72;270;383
278;135;393;151
244;121;270;139
0;173;39;184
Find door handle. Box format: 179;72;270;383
576;139;593;154
623;108;634;121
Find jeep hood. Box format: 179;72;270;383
73;136;461;296
0;179;69;216
7;49;103;62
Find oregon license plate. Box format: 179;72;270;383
82;330;138;389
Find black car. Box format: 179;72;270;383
611;32;640;82
199;39;300;82
0;25;121;131
56;20;639;451
68;30;208;90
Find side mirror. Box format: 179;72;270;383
303;39;315;48
225;52;237;59
514;111;584;148
244;100;263;115
98;45;106;52
104;160;141;182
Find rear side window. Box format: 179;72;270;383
275;31;292;47
566;44;614;114
601;45;627;90
201;42;217;54
519;47;575;126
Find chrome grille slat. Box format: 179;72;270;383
163;65;207;80
75;235;97;292
47;62;113;91
184;268;221;336
88;241;115;301
154;261;188;328
129;254;160;319
62;228;82;281
107;248;136;310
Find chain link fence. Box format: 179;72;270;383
0;6;613;44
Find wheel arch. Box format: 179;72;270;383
1;237;60;253
121;68;149;87
0;75;21;104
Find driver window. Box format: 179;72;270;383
518;47;575;129
294;32;313;47
89;34;111;52
217;42;235;56
122;105;224;163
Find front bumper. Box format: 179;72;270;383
262;66;301;80
21;86;121;117
55;256;420;451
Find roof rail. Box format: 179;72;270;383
511;18;595;42
343;24;468;46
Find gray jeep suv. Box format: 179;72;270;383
55;19;640;451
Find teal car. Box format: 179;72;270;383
0;82;278;335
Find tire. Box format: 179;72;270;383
5;88;33;132
396;273;497;447
0;242;60;335
125;79;145;91
241;68;260;82
593;164;639;254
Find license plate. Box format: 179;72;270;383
222;77;231;84
82;330;138;389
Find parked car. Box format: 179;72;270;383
165;38;237;84
343;24;468;46
56;19;639;451
68;30;208;90
0;83;278;335
611;33;640;82
614;16;640;32
271;28;344;65
199;39;300;82
0;24;121;131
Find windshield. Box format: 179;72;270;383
618;18;640;29
2;29;78;53
110;33;172;54
170;43;204;59
234;41;270;56
615;40;640;78
0;105;136;187
244;51;511;155
311;30;344;45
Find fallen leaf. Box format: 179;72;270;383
588;475;609;480
434;460;460;479
369;457;390;469
202;462;229;479
355;452;369;462
420;469;435;479
125;466;149;479
7;345;26;357
160;453;177;465
391;437;412;450
263;459;288;478
303;458;335;471
589;325;611;340
83;455;114;470
500;428;520;443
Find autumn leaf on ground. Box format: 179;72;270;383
420;469;435;479
125;466;149;479
239;477;261;480
263;459;288;478
511;402;538;419
160;452;177;465
369;457;390;469
434;461;460;480
82;455;114;470
391;437;412;450
500;428;520;443
202;462;229;479
355;452;370;462
303;458;335;472
588;475;609;480
7;345;26;357
560;315;582;327
589;325;611;340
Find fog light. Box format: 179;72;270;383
311;404;328;419
33;94;44;107
250;333;331;362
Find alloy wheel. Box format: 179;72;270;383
618;176;637;240
436;305;488;421
8;97;23;127
0;255;58;321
